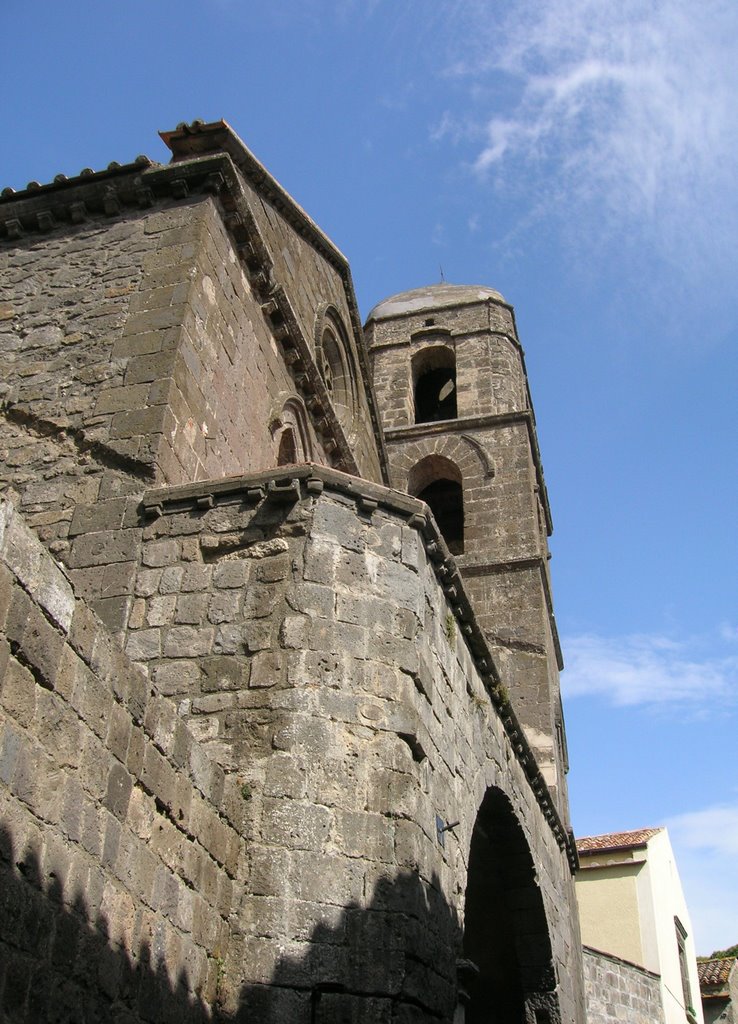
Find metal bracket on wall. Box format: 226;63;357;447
436;816;460;848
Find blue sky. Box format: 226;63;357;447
4;0;737;953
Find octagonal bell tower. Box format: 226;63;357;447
365;284;570;818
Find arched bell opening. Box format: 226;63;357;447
408;455;464;555
412;345;457;423
460;788;559;1024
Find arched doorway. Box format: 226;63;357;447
461;788;559;1024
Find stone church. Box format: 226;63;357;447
0;119;586;1022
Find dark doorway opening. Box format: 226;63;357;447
462;788;556;1024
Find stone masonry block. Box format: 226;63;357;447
180;564;212;592
16;602;65;690
261;798;332;852
142;539;180;568
0;658;37;727
68;498;128;538
174;592;208;624
163;626;213;658
125;628;162;662
208;591;241;624
212;560;250;589
303;538;337;585
68;529;140;568
104;761;134;820
289;851;364;906
202;656;249;692
279;615;308;650
153;660;201;696
35;557;75;634
249;651;284;689
263;753;308;800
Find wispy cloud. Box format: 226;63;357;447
669;804;738;857
436;0;738;287
562;631;738;708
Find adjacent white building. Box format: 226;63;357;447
576;827;704;1024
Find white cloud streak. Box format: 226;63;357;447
437;0;738;284
562;632;738;708
668;804;738;858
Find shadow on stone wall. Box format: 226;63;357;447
240;870;461;1023
0;819;213;1023
0;817;461;1023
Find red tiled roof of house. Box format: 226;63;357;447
576;828;663;854
698;958;736;987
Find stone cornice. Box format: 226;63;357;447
0;154;230;238
141;462;578;873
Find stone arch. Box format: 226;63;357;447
408;453;465;555
412;343;457;423
394;434;479;493
461;786;560;1024
270;397;313;466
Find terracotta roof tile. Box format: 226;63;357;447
698;959;736;987
576;828;663;854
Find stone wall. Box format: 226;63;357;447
0;121;585;1022
0;468;584;1022
124;464;584;1022
583;946;664;1024
0;498;246;1020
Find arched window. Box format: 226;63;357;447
315;306;357;437
412;345;457;424
408;455;464;555
271;398;312;467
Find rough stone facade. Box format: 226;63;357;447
583;947;664;1024
0;499;244;1021
1;119;585;1022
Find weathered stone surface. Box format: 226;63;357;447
125;474;583;1021
0;120;585;1024
0;503;243;1021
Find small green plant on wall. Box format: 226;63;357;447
444;612;456;644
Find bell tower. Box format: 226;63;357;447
365;284;570;816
